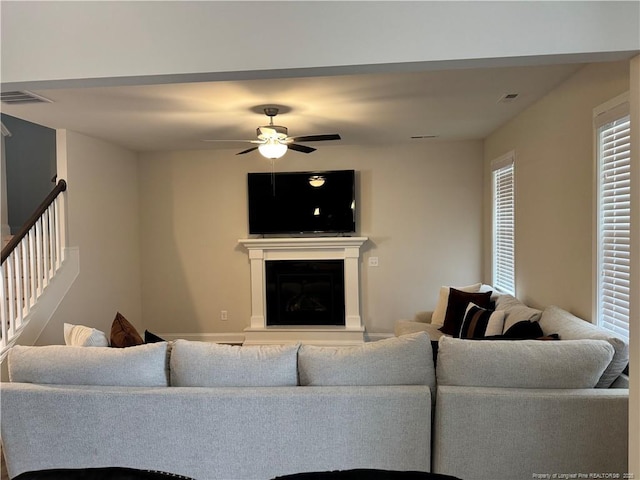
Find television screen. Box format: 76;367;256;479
247;170;356;235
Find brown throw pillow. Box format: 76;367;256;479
439;288;492;336
110;312;144;348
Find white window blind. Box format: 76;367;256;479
596;105;630;341
492;153;515;295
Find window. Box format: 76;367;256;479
492;152;515;295
595;94;630;341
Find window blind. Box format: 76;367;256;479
597;114;631;341
492;155;515;295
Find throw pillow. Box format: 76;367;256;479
431;283;482;326
110;312;144;348
144;330;166;343
439;288;492;336
458;303;505;338
63;323;109;347
502;320;544;339
495;294;542;332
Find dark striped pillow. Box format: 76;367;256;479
459;303;505;338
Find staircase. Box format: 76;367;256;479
1;180;75;360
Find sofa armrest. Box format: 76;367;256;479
414;311;434;323
393;312;435;338
433;385;628;480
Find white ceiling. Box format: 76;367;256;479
1;62;587;153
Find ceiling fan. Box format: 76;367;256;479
204;107;341;159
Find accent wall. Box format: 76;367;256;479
138;140;484;338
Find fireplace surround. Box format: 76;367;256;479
238;237;367;344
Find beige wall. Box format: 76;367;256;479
483;61;630;320
139;140;483;336
36;130;142;344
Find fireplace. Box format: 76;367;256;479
266;260;345;326
238;237;367;344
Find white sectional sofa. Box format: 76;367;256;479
1;286;630;480
1;334;436;480
396;286;630;480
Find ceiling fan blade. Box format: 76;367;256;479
289;134;341;143
288;143;316;154
202;139;257;143
236;146;259;155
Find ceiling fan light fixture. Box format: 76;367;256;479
258;141;287;159
309;175;326;187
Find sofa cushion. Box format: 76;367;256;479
63;323;109;347
495;294;542;331
110;312;144;348
8;342;169;386
431;283;482;326
298;332;435;386
440;289;492;336
170;340;299;387
436;336;614;389
539;305;628;388
458;303;505;338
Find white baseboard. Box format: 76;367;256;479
365;332;395;342
154;331;393;344
156;332;245;344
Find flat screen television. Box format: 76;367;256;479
247;170;356;235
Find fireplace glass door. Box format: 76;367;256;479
265;260;345;326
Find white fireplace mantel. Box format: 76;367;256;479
238;237;368;345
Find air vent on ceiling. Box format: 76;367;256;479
498;93;519;103
0;91;53;105
411;135;439;139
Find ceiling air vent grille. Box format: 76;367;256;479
498;93;519;104
1;91;53;105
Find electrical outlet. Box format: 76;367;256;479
220;310;228;321
368;256;379;267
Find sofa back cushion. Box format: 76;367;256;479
8;342;169;386
170;340;299;387
436;336;614;389
298;332;435;386
539;305;628;388
495;294;542;331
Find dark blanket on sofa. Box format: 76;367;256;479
14;468;461;480
13;468;195;480
273;470;462;480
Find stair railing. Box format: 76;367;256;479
1;179;67;352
